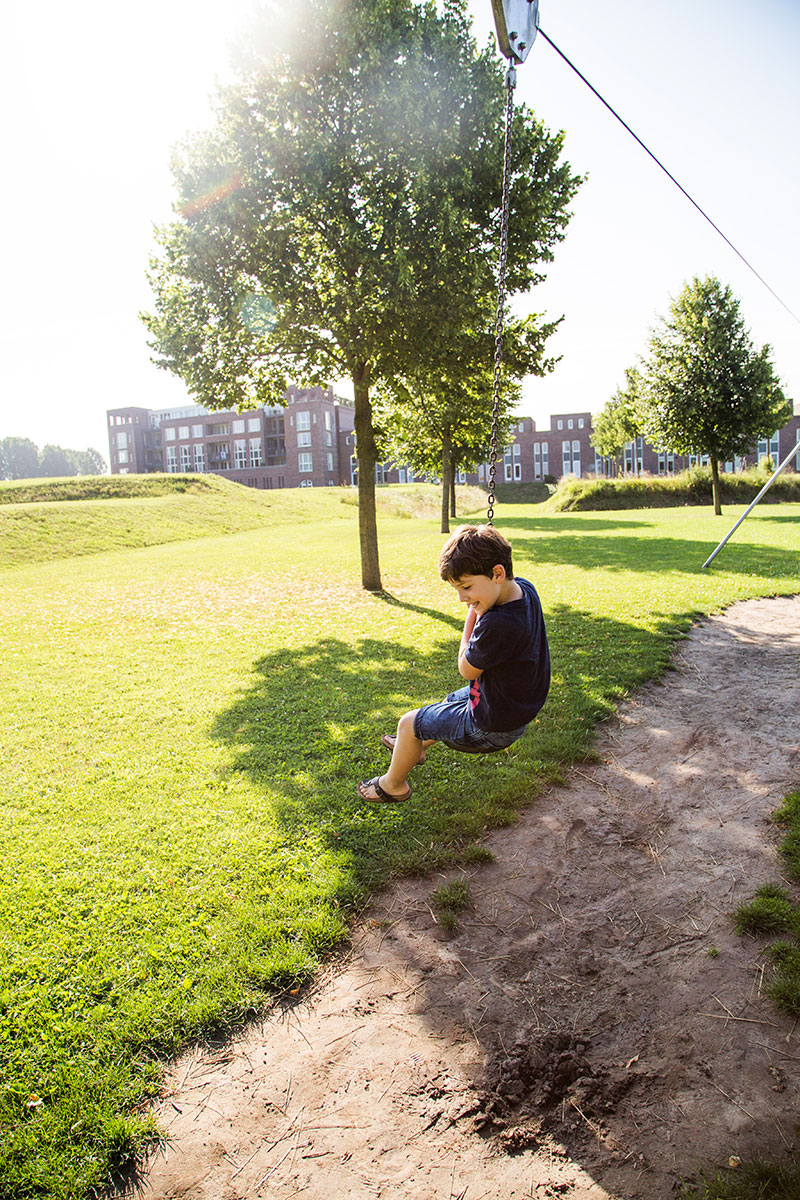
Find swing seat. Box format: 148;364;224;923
442;740;506;755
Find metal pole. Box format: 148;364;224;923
701;438;800;569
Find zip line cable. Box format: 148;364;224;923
537;27;800;328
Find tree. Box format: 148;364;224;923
0;437;40;480
70;448;107;475
40;444;72;478
591;366;645;476
381;311;558;531
642;277;791;514
142;0;580;588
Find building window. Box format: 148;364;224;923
192;424;204;438
166;446;178;472
296;411;311;432
504;449;513;482
542;443;549;475
178;426;189;439
758;433;780;464
325;411;333;430
513;443;521;480
557;420;563;430
297;430;312;448
180;445;191;470
299;452;313;473
234;439;247;469
533;442;541;479
116;431;128;449
567;419;574;430
247;417;261;433
572;439;581;477
164;427;176;441
249;438;263;468
118;449;129;464
232;419;245;434
578;418;585;429
327;451;334;472
208;422;229;436
562;440;571;474
208;441;230;468
193;444;205;472
119;467;129;474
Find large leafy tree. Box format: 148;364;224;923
380;311;558;531
0;437;40;480
642;276;791;514
591;366;645;476
142;0;580;589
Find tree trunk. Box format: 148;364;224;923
440;428;452;535
450;472;456;519
711;457;722;516
352;364;382;590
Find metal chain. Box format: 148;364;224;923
486;62;516;527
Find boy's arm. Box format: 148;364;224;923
458;608;483;680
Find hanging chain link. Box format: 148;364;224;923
486;63;516;527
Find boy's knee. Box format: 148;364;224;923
398;710;419;736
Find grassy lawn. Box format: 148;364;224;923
1;487;799;1198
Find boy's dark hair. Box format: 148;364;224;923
439;524;514;582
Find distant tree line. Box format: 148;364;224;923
0;438;106;481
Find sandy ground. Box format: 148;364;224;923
122;595;800;1200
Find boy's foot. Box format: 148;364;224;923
357;776;412;804
381;734;427;764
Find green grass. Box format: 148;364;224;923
1;488;799;1197
0;475;485;566
679;1158;800;1199
734;791;800;1016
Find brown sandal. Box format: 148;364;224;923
357;776;412;804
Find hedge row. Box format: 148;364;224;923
549;465;800;512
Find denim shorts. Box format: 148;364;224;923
414;686;528;753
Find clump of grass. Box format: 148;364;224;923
732;794;800;1017
774;791;800;880
734;883;798;936
679;1157;800;1199
461;844;496;866
431;878;472;934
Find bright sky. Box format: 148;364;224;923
2;0;798;462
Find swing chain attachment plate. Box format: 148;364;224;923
491;0;539;64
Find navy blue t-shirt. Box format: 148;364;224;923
464;577;550;732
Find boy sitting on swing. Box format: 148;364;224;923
358;524;550;803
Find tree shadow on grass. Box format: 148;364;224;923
208;603;685;906
509;531;799;578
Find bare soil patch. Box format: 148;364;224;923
124;595;800;1200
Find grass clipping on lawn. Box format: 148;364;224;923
0;491;799;1198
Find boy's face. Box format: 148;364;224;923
449;568;504;617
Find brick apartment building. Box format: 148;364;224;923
108;390;800;489
107;386;357;489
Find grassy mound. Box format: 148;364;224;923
0;477;488;569
550;465;800;512
0;474;220;504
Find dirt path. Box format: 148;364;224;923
126;595;800;1200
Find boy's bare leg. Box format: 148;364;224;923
359;710;435;800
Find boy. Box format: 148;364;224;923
357;524;550;803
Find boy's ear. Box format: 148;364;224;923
492;564;506;582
